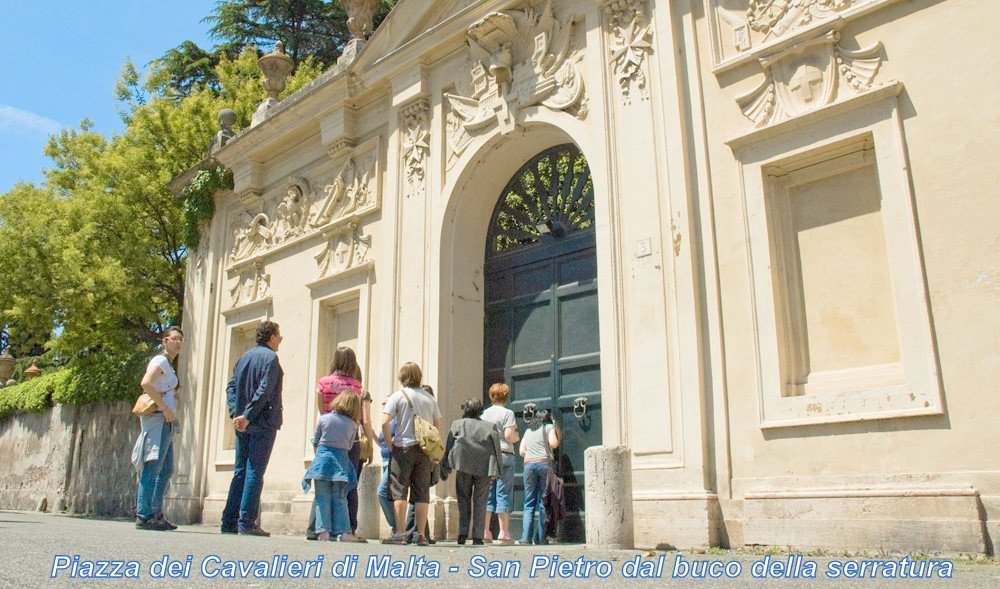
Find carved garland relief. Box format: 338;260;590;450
602;0;654;104
225;139;381;307
445;0;586;166
712;0;885;62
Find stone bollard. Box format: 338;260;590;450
585;445;634;549
356;463;382;539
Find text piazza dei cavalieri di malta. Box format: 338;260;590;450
160;0;1000;554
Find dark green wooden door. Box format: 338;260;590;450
483;145;600;542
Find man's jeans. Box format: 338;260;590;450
377;465;396;530
136;421;174;520
519;461;549;544
222;428;277;531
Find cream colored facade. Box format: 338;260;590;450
168;0;1000;554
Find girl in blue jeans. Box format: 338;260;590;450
303;391;366;542
517;410;560;545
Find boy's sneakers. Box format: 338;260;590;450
414;534;430;546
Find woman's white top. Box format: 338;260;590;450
148;355;178;412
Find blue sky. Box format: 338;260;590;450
1;1;217;193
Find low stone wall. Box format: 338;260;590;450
0;401;139;517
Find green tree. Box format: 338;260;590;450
205;0;395;67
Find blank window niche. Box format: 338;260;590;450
316;298;360;384
223;322;259;451
766;136;904;397
734;93;943;428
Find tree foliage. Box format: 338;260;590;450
0;0;387;376
205;0;395;66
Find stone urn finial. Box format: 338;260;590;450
342;0;381;40
24;359;41;380
252;41;296;126
0;350;14;383
259;41;295;101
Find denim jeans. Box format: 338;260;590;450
487;452;515;513
222;427;277;531
308;439;361;535
377;465;396;530
456;471;490;539
519;461;549;544
314;480;351;535
136;421;174;520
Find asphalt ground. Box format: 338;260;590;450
0;511;997;589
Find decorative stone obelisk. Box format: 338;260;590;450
251;41;295;127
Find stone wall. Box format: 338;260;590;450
0;401;139;517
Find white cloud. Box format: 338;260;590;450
0;105;64;138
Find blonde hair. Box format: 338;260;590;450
329;391;361;422
488;382;510;404
398;362;422;388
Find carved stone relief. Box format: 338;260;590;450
445;0;586;166
601;0;653;104
712;0;885;64
736;29;884;128
400;100;430;198
226;138;381;268
311;150;378;227
229;261;271;307
315;223;373;278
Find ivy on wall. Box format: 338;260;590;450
0;350;149;419
182;165;233;249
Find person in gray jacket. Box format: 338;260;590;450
442;398;503;545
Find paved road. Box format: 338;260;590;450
0;511;997;589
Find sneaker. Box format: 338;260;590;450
457;535;467;545
414;534;430;546
154;514;178;530
515;539;531;545
497;531;514;545
238;526;271;537
317;532;331;542
135;517;169;531
483;530;494;543
427;536;437;545
472;538;484;546
381;532;408;545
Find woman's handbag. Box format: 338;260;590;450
131;393;157;416
542;423;566;538
358;425;374;465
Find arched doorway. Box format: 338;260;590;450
483;144;601;542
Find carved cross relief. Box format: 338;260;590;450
445;0;586;166
315;223;373;279
229;260;271;307
736;28;884;128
